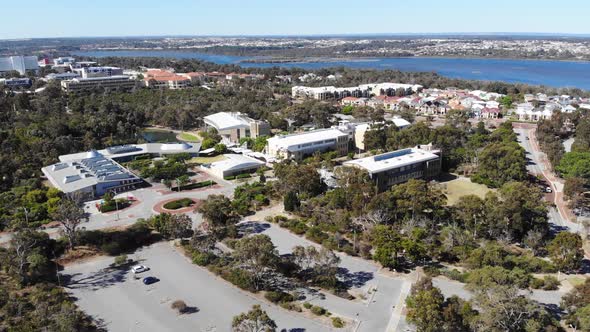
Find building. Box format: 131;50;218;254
143;69;191;89
73;66;124;78
42;142;201;199
44;72;81;81
58;143;201;163
61;75;137;93
292;82;422;100
265;128;349;161
0;56;39;75
205;154;265;178
342;146;442;192
352;118;411;151
0;77;32;88
42;150;142;199
203;112;270;144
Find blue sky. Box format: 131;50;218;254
2;0;589;39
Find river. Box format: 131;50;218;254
73;50;590;90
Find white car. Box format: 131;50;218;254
132;265;149;274
545;186;553;193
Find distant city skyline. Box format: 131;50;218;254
1;0;589;39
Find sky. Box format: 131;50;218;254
2;0;590;39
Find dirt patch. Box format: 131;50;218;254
57;246;103;266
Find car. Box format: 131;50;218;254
132;265;149;274
142;276;159;285
545;186;553;193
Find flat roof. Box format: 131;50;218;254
58;143;201;162
343;148;439;174
42;154;139;193
267;128;347;150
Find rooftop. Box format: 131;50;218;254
59;143;200;162
343;148;439;174
209;154;265;173
267;128;347;150
203;112;254;131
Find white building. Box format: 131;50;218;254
73;66;124;78
42;150;142;199
203;112;270;144
205;154;265;179
292;82;422;100
342;146;441;192
265;128;349;161
353;118;411;151
44;72;81;81
515;102;553;121
0;56;39;75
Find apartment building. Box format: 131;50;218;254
61;75;137;93
73;66;124;78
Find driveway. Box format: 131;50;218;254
62;242;336;332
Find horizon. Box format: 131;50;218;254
1;0;589;39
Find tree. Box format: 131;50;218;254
233;235;279;291
405;277;445;332
547;232;584;273
473;141;527;188
52;199;86;250
556;152;590;180
176;174;190;191
273;162;324;198
149;213;193;239
232;305;277;332
454;195;485;239
371;225;402;269
471;285;558;332
198;195;239;238
283;191;300;212
561;278;590;330
5;229;53;285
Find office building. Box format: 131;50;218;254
0;56;39;75
265;128;349;161
73;66;124;78
44;72;81;81
0;77;32;88
205;154;265;178
342;146;441;192
203;112;270;144
61;75;137;93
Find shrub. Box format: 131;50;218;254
310;305;326;316
281;219;309;235
264;291;294;304
542;275;560;290
280;302;302;312
236;173;251;179
192;251;214;266
530;278;545;289
171;300;187;314
224;175;236;180
223;268;256;292
441;269;468;283
423;266;441;277
305;226;329;244
163;198;194;210
303;302;312;309
332;317;345;328
114;254;128;266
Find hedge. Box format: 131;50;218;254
163;198;194;210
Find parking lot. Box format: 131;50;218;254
62;242;336;332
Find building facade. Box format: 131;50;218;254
204;112;270;144
61;76;137;93
342;146;441;192
0;56;39;75
265;128;349;161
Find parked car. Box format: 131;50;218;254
142;277;159;285
545;186;553;193
132;265;149;274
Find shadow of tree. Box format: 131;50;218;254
62;265;131;291
336;267;374;288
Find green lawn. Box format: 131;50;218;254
178;132;200;142
441;175;493;205
189;155;226;164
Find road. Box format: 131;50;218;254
0;170;237;245
513;123;582;234
62;242;337;332
242;207;413;332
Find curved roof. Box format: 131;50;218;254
161;143;192;151
86;150;102;158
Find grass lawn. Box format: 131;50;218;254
568;276;586;287
189;155;226;164
178;131;200;142
440;175;493;205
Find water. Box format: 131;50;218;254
141;129;178;143
74;50;590;90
